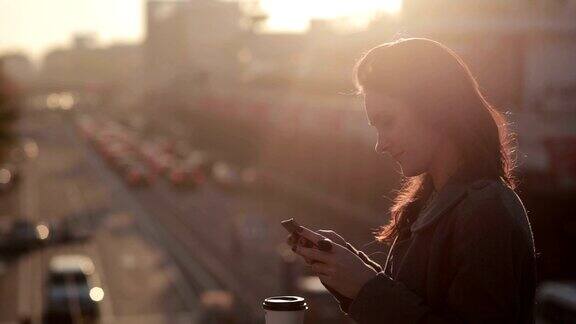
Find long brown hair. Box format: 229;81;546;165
353;38;517;243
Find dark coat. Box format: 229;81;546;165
328;174;536;324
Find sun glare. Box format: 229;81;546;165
381;0;403;14
260;0;403;32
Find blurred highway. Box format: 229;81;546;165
0;104;200;323
0;96;371;324
75;110;361;323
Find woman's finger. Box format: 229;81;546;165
286;234;297;246
317;230;346;246
294;245;331;264
318;273;332;285
300;236;317;248
296;226;326;245
289;245;315;265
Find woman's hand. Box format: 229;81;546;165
289;227;378;299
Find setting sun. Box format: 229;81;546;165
260;0;403;32
0;0;404;58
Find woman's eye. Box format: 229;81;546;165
378;117;394;127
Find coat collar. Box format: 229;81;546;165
409;168;474;233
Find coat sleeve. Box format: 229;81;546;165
347;196;532;324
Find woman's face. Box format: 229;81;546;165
364;92;442;177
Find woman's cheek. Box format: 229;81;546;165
399;150;427;177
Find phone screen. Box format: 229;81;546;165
281;218;302;234
281;218;317;248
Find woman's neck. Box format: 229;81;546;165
428;141;463;191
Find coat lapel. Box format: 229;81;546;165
410;171;472;233
410;184;468;232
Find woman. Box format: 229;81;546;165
288;38;536;323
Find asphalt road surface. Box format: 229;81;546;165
0;107;198;323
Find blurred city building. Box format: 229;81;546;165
0;53;36;89
145;0;243;101
239;32;307;87
39;34;143;96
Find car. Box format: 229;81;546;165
167;152;211;187
212;161;241;191
240;167;271;191
0;164;19;193
0;219;48;256
43;254;103;323
182;151;214;176
53;216;91;244
147;153;175;175
168;164;206;189
110;154;141;174
101;142;132;164
125;165;153;187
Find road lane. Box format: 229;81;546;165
0;107;202;323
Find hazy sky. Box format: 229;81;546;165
0;0;402;62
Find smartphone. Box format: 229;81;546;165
281;218;303;235
281;218;333;252
281;218;315;248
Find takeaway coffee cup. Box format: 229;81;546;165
263;296;307;324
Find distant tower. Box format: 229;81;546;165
402;0;529;21
238;0;268;33
73;33;97;50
